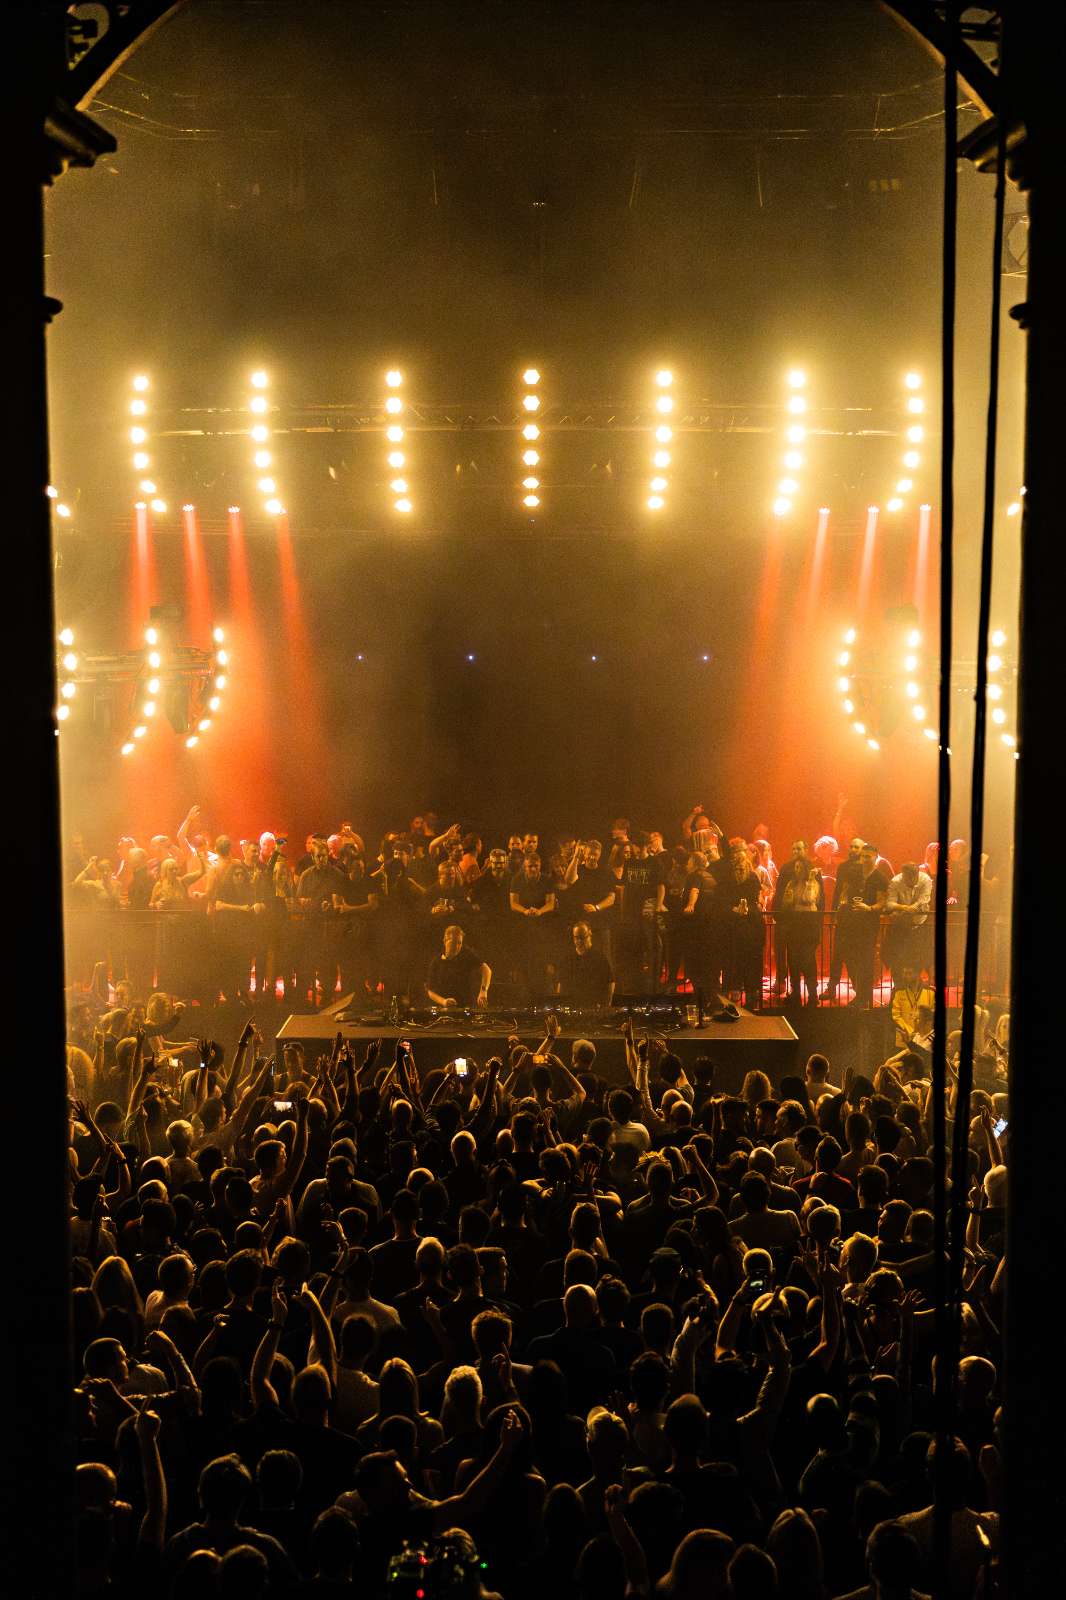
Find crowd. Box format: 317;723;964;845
67;1001;1008;1598
65;804;996;1013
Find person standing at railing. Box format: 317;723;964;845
843;844;891;1008
719;839;766;1009
883;862;932;984
774;852;825;1008
829;838;866;1001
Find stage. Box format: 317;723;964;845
275;994;799;1090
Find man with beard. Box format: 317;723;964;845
829;837;867;1002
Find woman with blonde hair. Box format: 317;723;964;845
91;1254;145;1346
149;852;204;909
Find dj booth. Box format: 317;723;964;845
275;994;799;1092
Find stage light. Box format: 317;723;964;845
924;726;937;740
838;676;851;692
148;650;161;668
133;725;146;739
250;370;269;388
991;707;1007;725
906;682;919;697
213;626;225;642
139;480;156;494
653;450;671;468
590;654;598;662
523;394;541;412
466;653;476;662
896;479;913;493
250;424;269;442
58;628;74;647
773;497;792;517
853;722;865;735
264;498;283;515
907;630;921;647
249;396;268;415
61;681;75;699
523;368;541;385
257;477;276;493
181;503;195;513
254;450;272;469
385;396;403;414
133;452;150;471
395;498;413;513
522;476;540;490
701;654;710;663
843;698;854;714
913;705;926;720
650;476;668;492
150;499;166;513
655;369;673;387
844;627;857;644
56;705;70;722
523;423;540;441
387;425;405;442
786;396;807;415
143;702;156;717
386;369;403;387
903;450;921;469
215;675;226;689
130;399;147;416
523;449;540;466
51;503;72;522
198;718;211;732
132;375;149;392
134;501;147;511
905;372;922;390
46;486;58;499
524;494;541;509
646;495;664;510
867;737;880;750
1001;733;1016;748
227;506;240;514
185;735;198;748
216;649;229;665
62;651;78;671
778;478;798;495
145;626;158;645
903;655;917;672
887;498;904;512
209;695;221;711
655;395;674;415
907;425;924;442
907;397;925;414
784;450;804;470
388;451;406;468
130;426;147;444
786;425;806;444
121;742;135;755
991;629;1007;647
390;478;409;493
987;654;1002;672
148;677;160;693
987;683;1003;700
787;369;807;389
1006;501;1020;516
838;651;850;666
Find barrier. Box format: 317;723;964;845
63;900;1011;1009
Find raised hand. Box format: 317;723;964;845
134;1406;161;1444
270;1280;288;1327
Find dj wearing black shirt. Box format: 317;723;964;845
557;922;614;1007
426;924;491;1008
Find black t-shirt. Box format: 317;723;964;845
511;873;553;912
567;865;617;914
426;946;484;1004
559;947;613;1006
717;868;763;920
834;857;866;915
620;857;665;919
467;871;511;920
683;870;717;919
297;863;346;909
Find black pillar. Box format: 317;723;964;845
1004;9;1066;1598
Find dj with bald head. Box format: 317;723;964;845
426;924;491;1009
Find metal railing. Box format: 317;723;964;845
63;902;1011;1009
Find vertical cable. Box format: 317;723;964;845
932;8;959;1594
949;41;1009;1440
